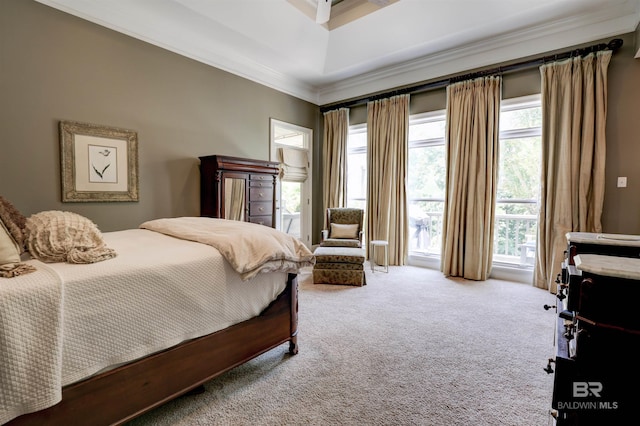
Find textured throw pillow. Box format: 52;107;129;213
0;195;27;252
330;223;359;239
25;210;117;264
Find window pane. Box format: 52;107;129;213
274;126;305;148
494;205;537;260
280;181;301;238
500;106;542;132
347;152;367;205
495;201;538;216
407;114;446;257
409;200;444;254
409;120;447;140
497;136;541;201
407;144;446;199
349;130;367;149
494;101;542;268
347;199;366;210
275;135;304;148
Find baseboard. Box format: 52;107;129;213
407;254;440;270
490;264;533;284
407;255;533;284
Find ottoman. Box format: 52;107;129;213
312;246;366;286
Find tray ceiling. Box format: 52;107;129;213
35;0;640;105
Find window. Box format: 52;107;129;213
345;94;542;269
493;95;542;267
348;117;448;253
270;119;313;247
346;124;367;210
407;111;447;255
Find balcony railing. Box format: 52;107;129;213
409;200;538;268
493;213;537;266
409;212;443;254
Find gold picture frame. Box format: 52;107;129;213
60;120;139;202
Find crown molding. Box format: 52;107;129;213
317;4;640;105
34;0;640;106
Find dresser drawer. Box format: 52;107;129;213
249;180;272;188
248;216;273;227
249;174;272;185
249;187;273;201
249;201;271;216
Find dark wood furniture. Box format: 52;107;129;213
547;232;640;425
560;232;640;313
8;274;299;426
200;155;279;228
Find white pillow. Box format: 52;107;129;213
330;223;359;239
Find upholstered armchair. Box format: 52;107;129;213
320;208;364;248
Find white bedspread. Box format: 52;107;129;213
0;229;288;424
0;261;63;423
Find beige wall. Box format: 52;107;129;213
0;0;320;232
602;32;640;234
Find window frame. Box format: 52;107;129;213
269;118;313;247
407;110;447;256
346;123;367;208
493;94;542;268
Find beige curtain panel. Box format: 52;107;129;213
322;108;349;225
534;51;611;291
366;94;410;266
441;76;501;281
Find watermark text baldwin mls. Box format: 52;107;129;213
557;382;619;410
557;401;619;410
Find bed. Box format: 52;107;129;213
0;211;314;425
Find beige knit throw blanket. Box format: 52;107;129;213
25;211;117;264
0;263;36;278
140;217;315;280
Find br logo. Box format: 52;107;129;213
573;382;603;398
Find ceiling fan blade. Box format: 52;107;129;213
316;0;331;24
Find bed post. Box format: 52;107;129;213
288;273;299;355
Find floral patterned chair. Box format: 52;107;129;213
320;208;364;248
313;208;366;286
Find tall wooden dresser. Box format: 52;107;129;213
199;155;279;227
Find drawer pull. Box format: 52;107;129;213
259;192;264;197
258;207;264;212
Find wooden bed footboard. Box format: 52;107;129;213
7;273;299;426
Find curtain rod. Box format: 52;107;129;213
320;38;623;113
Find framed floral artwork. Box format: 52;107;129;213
60;120;139;202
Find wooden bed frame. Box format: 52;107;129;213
7;273;299;426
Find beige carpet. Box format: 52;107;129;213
128;264;556;426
